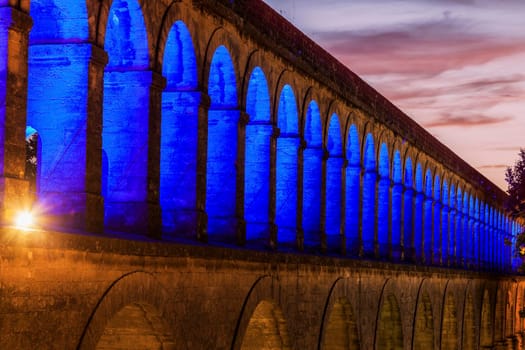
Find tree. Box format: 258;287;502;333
506;148;525;218
505;148;525;270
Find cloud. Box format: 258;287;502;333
478;164;509;169
424;114;513;128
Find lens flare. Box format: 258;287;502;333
15;211;34;229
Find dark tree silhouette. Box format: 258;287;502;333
506;149;525;218
505;148;525;265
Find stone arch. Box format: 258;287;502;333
462;286;476;350
159;18;200;238
27;0;95;230
240;300;291;350
95;302;175;350
412;280;434;350
403;154;415;261
319;278;360;350
231;276;289;350
205;42;240;240
242;63;272;243
102;0;153;234
324;109;344;252
391;147;404;260
345;119;361;256
441;286;458;350
362;131;377;256
480;288;494;347
375;290;403;350
377;141;390;258
274;82;300;247
301;96;324;250
78;271;175;350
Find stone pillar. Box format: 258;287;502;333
236;111;249;246
268;125;279;250
433;200;442;265
297;139;306;251
0;6;31;224
196;92;211;242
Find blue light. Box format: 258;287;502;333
206;45;239;237
103;0;150;232
441;180;449;264
391;150;403;259
325;113;343;251
462;191;469;264
414;163;423;260
423;169;432;262
276;85;299;246
456;188;463;263
449;184;456;261
245;67;271;241
27;0;91;222
345;125;360;255
362;133;376;255
302;101;322;248
433;174;441;264
403;157;413;259
160;20;199;236
377;143;389;257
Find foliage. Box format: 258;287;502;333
506;148;525;218
506;149;525;270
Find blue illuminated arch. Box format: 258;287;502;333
362;133;376;256
275;85;299;246
403;157;413;260
244;67;271;241
302;101;323;248
324;113;343;252
102;0;151;232
160;20;199;236
206;45;239;237
462;191;469;265
30;0;88;42
441;179;449;265
432;175;441;264
449;183;457;263
345;125;360;255
456;187;464;264
423;169;433;262
391;150;403;260
377;143;390;257
27;0;91;225
414;163;424;260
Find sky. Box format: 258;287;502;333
263;0;525;191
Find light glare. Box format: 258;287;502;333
15;211;34;229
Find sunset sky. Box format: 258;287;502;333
263;0;525;191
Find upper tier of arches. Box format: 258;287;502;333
0;0;520;272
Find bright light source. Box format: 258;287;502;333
15;211;34;229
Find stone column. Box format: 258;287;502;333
196;92;211;242
268;125;280;250
0;6;31;224
236;111;249;246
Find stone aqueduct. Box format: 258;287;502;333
0;0;524;349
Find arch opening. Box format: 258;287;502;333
27;0;91;226
240;300;291;350
324;113;343;252
95;302;175;350
160;20;199;237
206;45;239;238
345;124;360;255
377;143;390;258
433;174;441;265
414;163;424;261
391;150;403;260
413;291;434;350
362;133;376;256
302;101;323;249
441;291;458;350
376;294;403;350
275;85;299;246
322;298;360;350
423;169;433;263
403;157;414;261
244;66;271;242
102;0;151;233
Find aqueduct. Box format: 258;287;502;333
0;0;524;349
